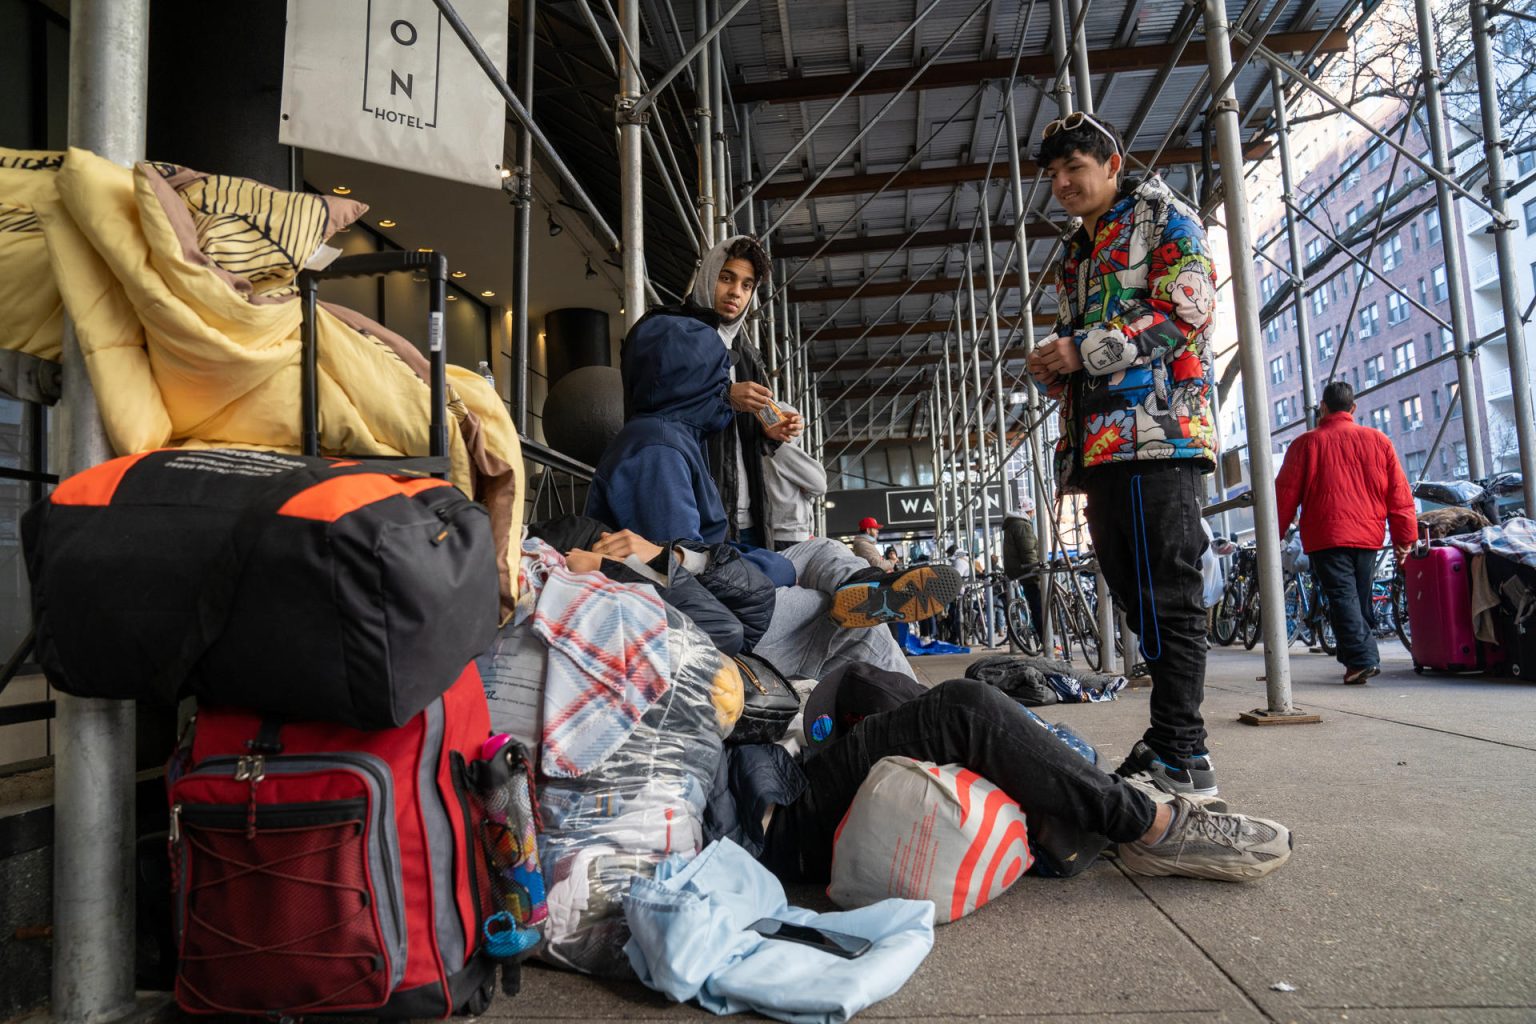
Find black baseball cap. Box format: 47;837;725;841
802;663;927;757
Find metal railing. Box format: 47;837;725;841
521;438;595;525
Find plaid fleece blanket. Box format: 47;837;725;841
522;540;672;778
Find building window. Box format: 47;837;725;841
1270;355;1285;385
1387;292;1410;325
1418;277;1428;304
1317;329;1335;360
1393;340;1417;375
1347;203;1365;227
1344;164;1362;190
1370;407;1392;434
1368;142;1388;169
1426;209;1441;244
1264;319;1280;345
1410;221;1421;252
1311;289;1329;316
1525;198;1536;236
1373;184;1389;207
1440;326;1455;353
1359;303;1381;338
1378;235;1404;271
1520;149;1536;176
1305;237;1324;264
1364;354;1386;386
1260;275;1276;302
1453;441;1468;476
1432;264;1448;303
1432;389;1442;419
1405;450;1427;479
1274;397;1291;426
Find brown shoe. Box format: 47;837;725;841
1343;665;1380;684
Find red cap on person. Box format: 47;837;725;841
859;517;882;531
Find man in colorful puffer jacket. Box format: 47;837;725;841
1027;111;1222;806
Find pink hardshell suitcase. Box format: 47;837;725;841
1404;533;1483;673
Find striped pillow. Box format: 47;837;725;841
148;162;366;296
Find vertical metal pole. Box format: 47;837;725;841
782;286;796;401
741;105;759;347
711;1;729;240
1049;0;1075;115
1005;89;1054;655
931;381;945;547
694;0;715;248
1066;0;1093;116
54;3;145;1021
1471;0;1535;503
965;248;996;638
1203;0;1294;708
1272;70;1317;428
1419;0;1488;480
619;0;645;327
941;339;962;549
511;0;535;432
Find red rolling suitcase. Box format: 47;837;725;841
1404;533;1484;672
167;665;501;1017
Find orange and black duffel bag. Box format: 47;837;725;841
21;447;498;729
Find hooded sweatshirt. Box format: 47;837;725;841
688;235;778;541
586;313;735;544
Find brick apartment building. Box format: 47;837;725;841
1223;101;1495;514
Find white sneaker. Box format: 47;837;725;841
1118;797;1293;882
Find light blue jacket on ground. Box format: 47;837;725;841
623;839;935;1024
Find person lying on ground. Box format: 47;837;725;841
538;512;959;683
711;670;1292;887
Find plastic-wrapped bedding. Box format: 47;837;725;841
536;607;737;977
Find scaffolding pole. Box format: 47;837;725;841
617;0;645;327
694;0;715;248
1005;86;1053;656
53;3;146;1021
1049;0;1074;115
1067;0;1094;116
1417;0;1488;479
510;0;535;433
1202;0;1300;721
964;247;997;626
711;2;730;239
1469;0;1536;509
1272;70;1318;429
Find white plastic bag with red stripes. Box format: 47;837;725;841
828;756;1032;924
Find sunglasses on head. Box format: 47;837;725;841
1041;111;1121;156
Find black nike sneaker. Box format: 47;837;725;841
828;565;963;629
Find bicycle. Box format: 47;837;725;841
1007;558;1105;670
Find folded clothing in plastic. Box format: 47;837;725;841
536;607;736;977
624;838;934;1024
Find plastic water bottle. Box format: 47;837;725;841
477;360;496;388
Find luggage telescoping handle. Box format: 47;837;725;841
298;251;451;478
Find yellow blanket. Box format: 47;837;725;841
5;147;522;607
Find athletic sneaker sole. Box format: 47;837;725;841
1343;665;1380;684
830;565;963;629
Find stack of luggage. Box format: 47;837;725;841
21;257;540;1017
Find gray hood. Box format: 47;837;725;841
688;234;758;345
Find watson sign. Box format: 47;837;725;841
825;482;1022;536
280;0;508;188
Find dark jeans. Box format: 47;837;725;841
760;680;1156;882
1310;546;1379;670
1082;462;1209;766
1021;579;1044;641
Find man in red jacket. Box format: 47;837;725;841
1275;382;1417;683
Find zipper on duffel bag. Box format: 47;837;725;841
171;753;407;1001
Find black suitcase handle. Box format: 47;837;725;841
297;252;451;477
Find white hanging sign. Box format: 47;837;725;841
280;0;509;189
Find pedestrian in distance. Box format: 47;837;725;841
851;517;896;572
1275;380;1416;683
1026;110;1223;807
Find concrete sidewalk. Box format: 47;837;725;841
494;638;1536;1023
